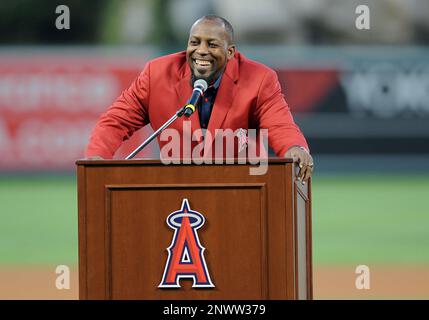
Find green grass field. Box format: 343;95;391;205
312;175;429;265
0;174;428;266
0;176;78;265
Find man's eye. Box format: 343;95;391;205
189;41;198;45
209;43;218;48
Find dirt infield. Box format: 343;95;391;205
0;265;427;299
0;266;79;300
314;265;429;299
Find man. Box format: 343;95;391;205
86;15;314;181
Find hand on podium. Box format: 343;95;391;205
285;146;314;182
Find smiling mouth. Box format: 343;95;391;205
193;59;213;70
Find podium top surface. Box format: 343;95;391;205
76;157;293;166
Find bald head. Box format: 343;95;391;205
191;15;234;45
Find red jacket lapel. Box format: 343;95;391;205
203;54;240;157
174;64;202;141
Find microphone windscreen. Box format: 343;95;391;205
194;79;208;92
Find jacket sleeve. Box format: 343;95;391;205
85;62;151;159
254;68;309;157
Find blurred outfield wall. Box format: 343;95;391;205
0;46;428;171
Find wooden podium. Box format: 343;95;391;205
76;159;312;300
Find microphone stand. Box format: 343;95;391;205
125;106;188;160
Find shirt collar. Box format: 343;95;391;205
190;70;224;91
211;72;223;90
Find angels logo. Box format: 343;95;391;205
158;199;215;288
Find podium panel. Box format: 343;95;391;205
76;159;312;299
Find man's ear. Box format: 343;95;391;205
227;45;236;60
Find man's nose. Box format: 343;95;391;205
196;42;209;55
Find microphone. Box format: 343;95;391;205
183;79;208;117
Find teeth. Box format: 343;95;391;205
195;59;211;66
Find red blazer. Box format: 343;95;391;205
85;51;308;159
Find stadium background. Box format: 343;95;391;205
0;0;428;299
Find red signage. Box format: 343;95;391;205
0;54;154;170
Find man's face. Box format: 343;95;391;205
186;19;235;84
